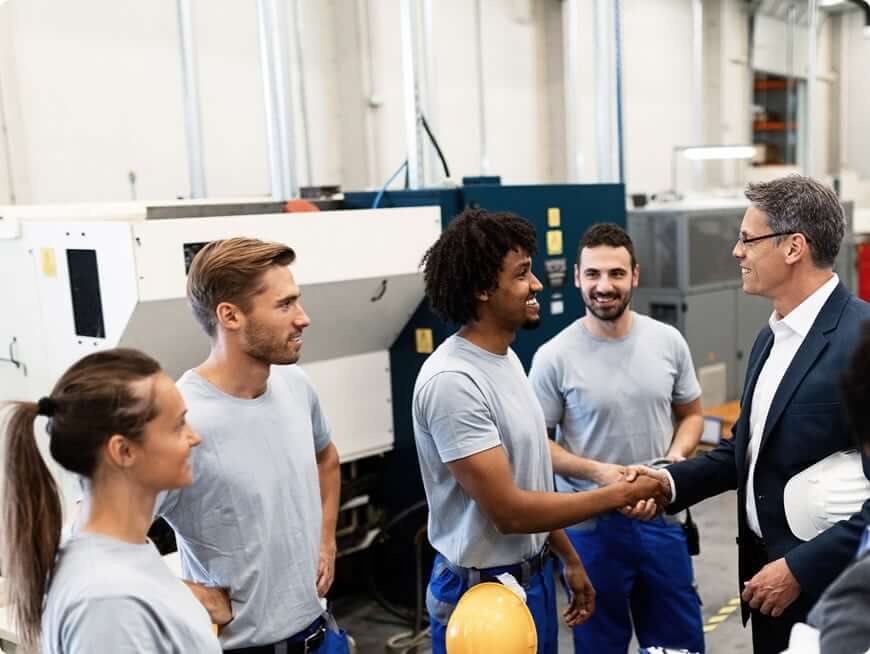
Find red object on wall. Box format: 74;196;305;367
858;244;870;302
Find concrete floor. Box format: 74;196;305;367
335;491;753;653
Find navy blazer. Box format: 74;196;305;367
668;282;870;618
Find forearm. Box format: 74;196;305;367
317;445;341;544
548;440;610;483
548;528;581;566
183;580;232;625
667;414;704;459
498;485;632;534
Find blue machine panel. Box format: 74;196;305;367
344;182;626;514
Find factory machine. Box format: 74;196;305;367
0;201;440;528
629;201;857;404
0;182;626;614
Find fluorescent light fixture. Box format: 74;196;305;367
864;24;870;38
679;145;757;161
670;145;757;197
819;0;847;7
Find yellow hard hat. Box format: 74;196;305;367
445;582;537;654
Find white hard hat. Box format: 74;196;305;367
784;450;870;541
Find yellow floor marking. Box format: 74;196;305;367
703;596;741;633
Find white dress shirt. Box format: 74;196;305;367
745;274;839;536
663;274;840;532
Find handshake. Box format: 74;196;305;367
595;463;674;521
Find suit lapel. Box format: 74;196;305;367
758;331;828;451
758;282;849;452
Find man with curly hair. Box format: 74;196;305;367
412;208;668;654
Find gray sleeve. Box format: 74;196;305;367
528;351;565;429
416;372;501;463
308;385;332;453
60;597;172;654
671;331;702;405
809;557;870;654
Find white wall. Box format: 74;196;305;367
0;0;865;205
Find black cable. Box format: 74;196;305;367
419;113;451;179
363;500;431;626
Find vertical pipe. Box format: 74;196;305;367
786;3;797;165
291;0;313;187
806;0;819;176
359;0;381;189
691;0;703;191
257;0;284;198
474;0;489;174
400;0;424;189
257;0;297;199
594;0;612;182
176;0;207;198
562;0;583;181
613;0;626;185
0;71;16;204
271;0;297;198
420;0;437;183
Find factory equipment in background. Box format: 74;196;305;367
0;181;627;618
629;201;856;406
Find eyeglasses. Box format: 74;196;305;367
736;231;801;247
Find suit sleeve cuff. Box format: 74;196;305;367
663;469;677;503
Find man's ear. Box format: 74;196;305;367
215;301;243;332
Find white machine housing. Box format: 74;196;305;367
0;201;442;518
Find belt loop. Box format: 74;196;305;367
468;569;481;587
520;560;531;586
275;642;287;654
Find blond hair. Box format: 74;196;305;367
186;237;296;338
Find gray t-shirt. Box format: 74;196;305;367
42;533;220;654
156;366;331;650
413;334;553;569
529;313;701;493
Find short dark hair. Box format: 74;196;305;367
744;175;845;267
187;237;296;338
842;323;870;450
577;223;637;268
421;208;537;324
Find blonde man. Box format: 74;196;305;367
155;238;347;653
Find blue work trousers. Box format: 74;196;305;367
565;513;704;654
426;552;558;654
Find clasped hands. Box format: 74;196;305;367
594;462;673;521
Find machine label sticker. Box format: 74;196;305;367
40;248;57;278
550;300;564;316
415;328;434;354
546;230;563;256
547;207;561;228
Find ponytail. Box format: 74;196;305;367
1;401;64;647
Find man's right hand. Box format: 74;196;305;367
616;468;671;520
184;581;233;626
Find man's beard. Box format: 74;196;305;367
582;289;632;322
241;319;300;365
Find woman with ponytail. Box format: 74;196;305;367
1;348;221;653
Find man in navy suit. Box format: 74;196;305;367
635;175;870;654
